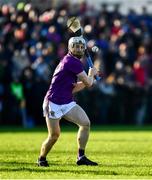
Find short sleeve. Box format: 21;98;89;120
66;56;83;75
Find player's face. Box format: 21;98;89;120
70;43;85;58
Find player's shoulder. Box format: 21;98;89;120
61;53;82;71
65;53;81;64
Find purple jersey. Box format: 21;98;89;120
45;53;83;104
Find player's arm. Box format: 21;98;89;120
72;81;86;94
72;67;97;93
77;67;97;88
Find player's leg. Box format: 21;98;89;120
64;104;90;150
38;117;60;167
40;116;60;157
63;104;98;165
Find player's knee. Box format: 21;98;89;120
86;120;91;127
82;120;90;129
52;132;60;141
48;132;60;142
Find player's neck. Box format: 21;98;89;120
68;52;82;60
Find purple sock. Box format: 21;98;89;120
39;156;46;161
78;149;85;158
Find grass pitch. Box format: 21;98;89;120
1;125;152;179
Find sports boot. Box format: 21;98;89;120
77;156;98;166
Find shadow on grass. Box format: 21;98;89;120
0;161;59;167
1;161;152;176
0;166;118;176
101;163;152;168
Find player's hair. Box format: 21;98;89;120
68;36;86;49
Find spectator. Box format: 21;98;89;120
0;1;152;126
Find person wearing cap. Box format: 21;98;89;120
37;36;98;166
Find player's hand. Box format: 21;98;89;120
88;67;98;77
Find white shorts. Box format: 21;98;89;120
43;100;76;120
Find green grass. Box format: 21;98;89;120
1;125;152;179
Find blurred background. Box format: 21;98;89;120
0;0;152;127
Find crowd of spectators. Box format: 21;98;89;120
0;1;152;127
